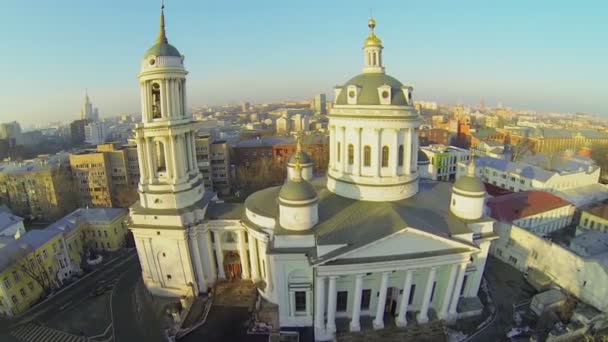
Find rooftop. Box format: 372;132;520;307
583;202;608;221
487;191;572;222
570;230;608;257
245;178;489;262
0;212;23;234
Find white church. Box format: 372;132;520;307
129;7;496;341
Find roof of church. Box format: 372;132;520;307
334;73;408;106
244;178;487;260
279;179;317;202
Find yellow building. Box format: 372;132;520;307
0;230;69;316
0;207;128;317
69;143;140;208
0;153;77;221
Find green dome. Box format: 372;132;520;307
287;151;313;165
144;42;181;58
335;73;408;106
279;179;317;202
453;176;485;194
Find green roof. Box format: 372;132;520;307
144;42;181;58
453;176;486;194
335;73;408;106
279;179;317;202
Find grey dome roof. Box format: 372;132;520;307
145;42;181;58
288;151;313;165
453;176;486;194
335;73;408;106
417;150;429;164
279;179;317;202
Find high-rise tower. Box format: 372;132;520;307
129;5;209;297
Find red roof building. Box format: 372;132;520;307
487;191;572;223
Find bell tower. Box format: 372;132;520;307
129;4;209;298
135;5;204;210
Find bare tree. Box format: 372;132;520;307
511;138;536;161
15;256;56;295
234;157;286;196
115;188;138;208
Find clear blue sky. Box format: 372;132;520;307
1;0;607;127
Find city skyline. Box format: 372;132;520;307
1;0;607;125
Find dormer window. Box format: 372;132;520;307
347;85;360;105
378;85;392;105
402;86;413;105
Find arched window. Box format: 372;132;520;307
348;144;354;165
337;142;341;162
151;82;162;119
382;146;389;167
156;140;166;172
398;145;404;167
364;146;371;167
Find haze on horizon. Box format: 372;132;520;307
1;0;606;126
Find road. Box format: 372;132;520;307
469;257;536;342
111;261;166;342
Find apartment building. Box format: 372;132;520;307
419;144;469;181
195;134;231;195
69;143;140;208
0;207;127;317
458;155;600;193
0;153;76;221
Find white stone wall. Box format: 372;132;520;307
491;222;608;312
513;205;575;235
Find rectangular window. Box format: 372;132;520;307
106;242;111;249
11;296;18;304
13;271;20;282
336;291;348;312
28;282;34;291
43;250;48;259
361;289;371;310
408;284;416;304
295;291;306;313
3;278;11;289
104;231;108;237
20;288;27;299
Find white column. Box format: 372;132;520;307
204;231;217;281
439;264;459;319
326;276;338;334
405;128;412;174
314;276;326;334
213;231;225;279
169;136;179;182
375;128;383;177
393;129;400;176
238;230;250;279
164;136;173;180
412;128;419;172
349;274;364;332
373;272;390;330
396;269;414;327
448;263;467;317
341;126;346;172
146;138;156;181
177;134;186;177
356;128;362;177
248;234;260;281
136;138;147;185
416;267;437;324
189;231;207;293
159;79;167;118
329;125;335;170
189;132;198;172
182;79;187;116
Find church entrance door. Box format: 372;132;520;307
385;287;398;316
223;251;242;280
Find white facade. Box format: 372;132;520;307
458;156;600;193
84;121;106;145
129;14;497;341
491;223;608;312
129;9;207;297
420;145;469;181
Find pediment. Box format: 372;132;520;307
335;228;474;261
